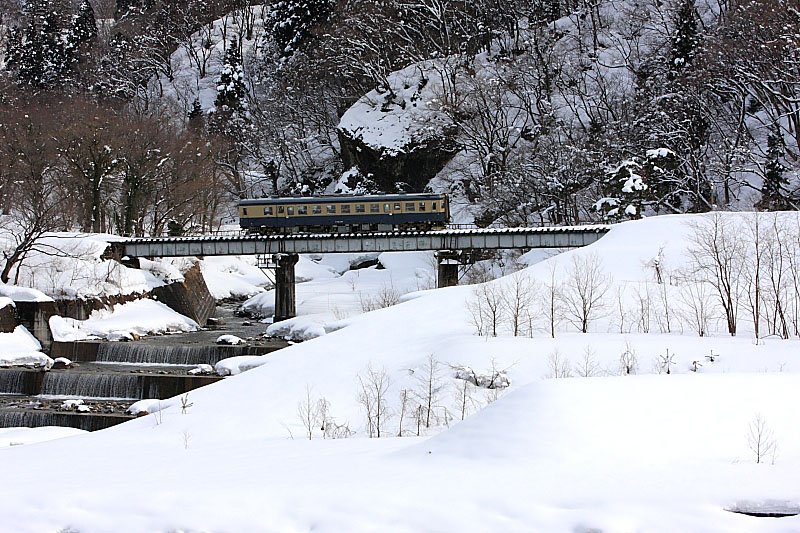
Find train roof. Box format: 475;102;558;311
238;193;446;206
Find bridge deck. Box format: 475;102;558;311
123;226;612;257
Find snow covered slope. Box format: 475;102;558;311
1;212;800;531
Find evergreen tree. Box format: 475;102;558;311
188;99;205;132
267;0;332;58
757;127;792;211
669;0;700;78
4;0;91;89
214;37;246;113
69;0;97;47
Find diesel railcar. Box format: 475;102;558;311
238;193;450;234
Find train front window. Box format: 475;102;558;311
263;206;273;215
419;202;426;211
394;203;401;211
287;207;294;215
356;204;365;213
326;205;336;214
312;205;321;214
405;203;415;211
341;205;351;213
384;204;390;213
298;206;307;215
432;202;437;210
370;204;379;213
278;206;285;214
242;208;248;216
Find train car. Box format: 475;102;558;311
238;193;450;234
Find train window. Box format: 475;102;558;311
394;203;401;210
288;207;294;215
298;206;308;215
326;205;336;214
419;202;426;211
341;205;351;213
263;206;273;215
432;202;437;210
242;208;248;216
312;205;322;214
356;204;365;213
405;203;415;211
370;204;380;213
384;204;390;213
278;206;285;214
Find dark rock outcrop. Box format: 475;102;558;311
338;127;459;192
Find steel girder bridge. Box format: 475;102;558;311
120;226;611;322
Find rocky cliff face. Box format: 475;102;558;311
337;61;460;192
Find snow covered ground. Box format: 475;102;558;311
1;213;800;531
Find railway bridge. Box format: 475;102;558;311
121;226;611;322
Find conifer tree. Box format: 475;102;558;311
669;0;699;78
757;127;793;211
214;37;246;113
69;0;97;47
267;0;332;58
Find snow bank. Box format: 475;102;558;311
214;355;268;376
2;213;800;532
266;315;327;341
0;426;86;447
49;299;199;342
199;257;268;300
0;284;52;303
0;326;52;368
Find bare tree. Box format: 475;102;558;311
574;345;601;377
619;341;638;375
357;363;391;438
415;355;443;429
503;272;537;337
547;349;573;379
297;384;318;440
470;283;506;337
743;213;766;342
747;413;777;465
687;214;745;336
562;254;612;333
540;262;564;338
677;270;717;337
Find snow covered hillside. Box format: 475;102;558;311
2;212;800;531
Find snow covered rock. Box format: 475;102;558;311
188;364;215;375
0;326;52;368
49;300;199;342
266;315;326;342
337;60;459;191
216;334;244;345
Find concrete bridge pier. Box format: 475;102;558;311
436;251;460;288
273;253;299;322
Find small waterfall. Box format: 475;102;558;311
41;373;141;399
0;370;32;395
95;343;252;365
0;410;130;431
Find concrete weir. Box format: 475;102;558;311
0;367;222;400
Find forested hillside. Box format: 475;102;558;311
1;0;798;234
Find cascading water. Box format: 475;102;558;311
95;343;254;365
0;410;130;432
0;370;32;395
40;373;141;399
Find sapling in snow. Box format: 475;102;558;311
747;414;777;464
